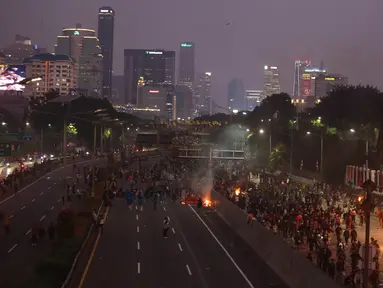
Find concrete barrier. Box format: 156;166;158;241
210;190;341;288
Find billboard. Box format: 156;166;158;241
301;73;311;96
0;65;26;91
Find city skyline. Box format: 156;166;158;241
1;0;381;108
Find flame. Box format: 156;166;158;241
235;189;240;196
358;196;364;202
204;199;211;207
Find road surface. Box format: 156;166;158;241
81;197;289;288
0;159;103;287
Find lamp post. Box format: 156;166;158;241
305;131;324;181
214;104;233;124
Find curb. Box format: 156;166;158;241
60;201;105;288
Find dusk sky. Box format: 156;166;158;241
1;0;382;107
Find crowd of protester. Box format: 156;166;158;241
211;164;381;287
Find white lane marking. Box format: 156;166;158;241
21;205;26;210
137;226;139;233
57;199;61;204
136;215;139;220
186;264;192;275
9;215;14;219
178;243;183;252
8;244;18;254
137;241;140;250
0;159;95;205
189;205;255;288
32;198;35;202
163;206;167;211
26;228;32;235
50;206;54;210
137;262;141;274
172;228;176;234
39;215;46;221
40;192;44;195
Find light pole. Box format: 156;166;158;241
214;104;233;124
306;130;324;181
92;123;97;198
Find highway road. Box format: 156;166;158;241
0;158;103;288
80;196;289;288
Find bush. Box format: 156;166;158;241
33;238;82;288
57;208;75;239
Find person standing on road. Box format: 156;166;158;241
3;215;10;235
163;216;170;238
47;222;55;241
153;192;158;210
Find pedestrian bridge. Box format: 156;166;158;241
176;147;245;160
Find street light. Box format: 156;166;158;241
350;128;355;133
305;130;324;181
1;122;6;126
246;128;250;132
259;129;264;134
26;122;30;127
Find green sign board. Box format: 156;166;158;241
0;143;11;157
181;43;193;47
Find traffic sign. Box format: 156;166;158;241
0;143;11;157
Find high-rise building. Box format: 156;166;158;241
1;34;46;65
194;72;212;116
293;59;311;97
228;78;245;112
300;68;327;97
54;24;103;97
174;85;193;120
98;7;115;100
245;89;263;111
23;54;76;97
193;72;213;116
164;51;175;85
0;52;5;65
111;75;124;104
124;49;175;105
263;65;280;97
314;74;348;98
178;42;195;87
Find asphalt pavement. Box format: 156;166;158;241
0;159;103;288
81;195;289;288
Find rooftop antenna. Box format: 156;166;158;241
320;60;324;70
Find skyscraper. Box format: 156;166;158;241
1;34;45;65
263;65;281;97
293;59;311;97
228;78;245;112
164;51;175;85
98;7;115;100
54;24;103;97
124;49;175;105
245;89;263;111
178;42;195;87
194;72;212;116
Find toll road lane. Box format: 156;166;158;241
81;199;203;288
195;207;290;288
0;161;102;258
167;202;280;288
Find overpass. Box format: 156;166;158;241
175;147;245;160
